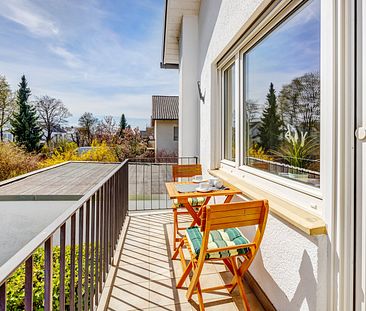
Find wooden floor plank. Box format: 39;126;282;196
0;162;119;197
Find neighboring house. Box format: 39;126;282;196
2;127;14;142
151;95;179;156
40;125;67;144
161;1;366;311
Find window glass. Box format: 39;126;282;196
223;64;236;162
173;126;178;141
244;0;320;187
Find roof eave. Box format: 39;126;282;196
160;62;179;69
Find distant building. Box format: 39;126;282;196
151;95;178;156
2;126;14;142
40;125;67;144
2;131;14;142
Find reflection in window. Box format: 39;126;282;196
244;0;320;187
224;64;235;162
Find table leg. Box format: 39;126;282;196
224;195;234;203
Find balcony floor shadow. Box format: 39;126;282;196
106;211;265;311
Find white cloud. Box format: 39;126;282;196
0;0;59;37
0;0;179;129
49;46;82;69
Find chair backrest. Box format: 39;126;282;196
200;200;269;252
172;164;202;181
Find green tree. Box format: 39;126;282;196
119;113;127;137
10;75;42;151
0;75;16;141
258;83;282;151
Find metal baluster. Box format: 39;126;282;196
84;200;90;311
0;282;6;311
113;174;116;248
70;214;76;311
103;183;108;280
90;194;95;309
143;163;145;210
95;189;100;305
158;162;161;209
25;255;33;311
106;180;110;270
59;224;66;311
135;162;137;211
150;163;153;210
78;205;84;311
44;237;53;311
165;162;168;208
108;178;112;264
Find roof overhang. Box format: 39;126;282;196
161;0;200;69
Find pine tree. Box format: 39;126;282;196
119;113;127;137
10;75;42;152
258;83;282;151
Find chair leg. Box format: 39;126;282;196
229;255;252;294
186;257;205;301
196;279;205;310
173;208;178;250
186;261;205;310
230;257;250;311
177;260;193;288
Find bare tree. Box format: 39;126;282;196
35;95;71;144
100;116;117;135
278;72;320;135
78;112;98;146
0;76;16;141
95;115;117;143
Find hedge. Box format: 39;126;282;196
6;244;95;310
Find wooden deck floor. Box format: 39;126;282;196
104;212;264;311
0;162;119;198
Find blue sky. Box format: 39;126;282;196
245;0;320;110
0;0;178;129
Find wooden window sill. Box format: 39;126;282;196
209;169;327;236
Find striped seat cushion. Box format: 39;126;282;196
186;226;250;259
173;197;206;208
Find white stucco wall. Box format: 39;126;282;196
154;120;178;155
178;0;329;310
179;15;200;158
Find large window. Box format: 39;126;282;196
223;63;236;162
242;0;320;187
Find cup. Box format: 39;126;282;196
194;175;203;182
208;177;219;186
198;182;210;190
214;180;223;189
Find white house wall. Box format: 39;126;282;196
184;0;329;310
179;15;200;158
154;120;178;155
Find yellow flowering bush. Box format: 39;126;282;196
41;140;118;167
0;142;40;181
248;143;273;161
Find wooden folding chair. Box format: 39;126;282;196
177;200;269;310
171;164;206;250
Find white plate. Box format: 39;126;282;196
196;187;212;192
192;178;208;183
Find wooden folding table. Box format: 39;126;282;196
165;181;242;259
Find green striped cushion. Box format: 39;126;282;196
186;226;250;259
173;197;206;208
